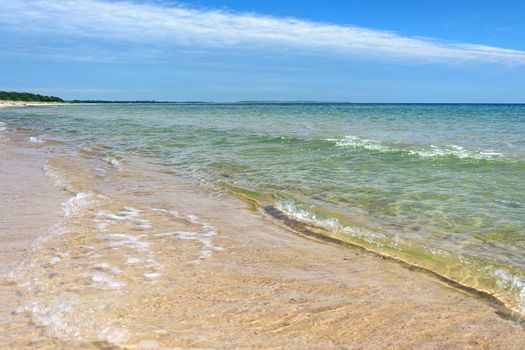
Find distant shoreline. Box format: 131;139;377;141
2;100;524;106
64;100;525;105
0;101;71;109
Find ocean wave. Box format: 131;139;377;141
329;135;506;160
103;155;123;168
271;195;525;314
274;197;386;245
494;269;525;312
275;198;340;231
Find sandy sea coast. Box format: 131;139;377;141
0;101;69;109
0;104;525;349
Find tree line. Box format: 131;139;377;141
0;91;64;102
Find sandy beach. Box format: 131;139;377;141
0;101;68;109
1;102;33;109
0;102;28;109
0;108;524;349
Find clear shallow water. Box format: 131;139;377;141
2;103;525;310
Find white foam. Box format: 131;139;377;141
494;269;525;312
102;233;163;276
95;207;151;229
89;272;125;290
63;192;92;218
331;136;506;160
97;211;136;221
104;233;150;252
153;222;221;261
96;222;109;230
19;300;81;339
276;197;385;248
99;327;130;344
276;198;340;231
144;272;162;279
186;214;199;223
418;144;471;158
329;135;388;152
103;156;122;168
48;256;61;265
123;206;141;212
172;231;197;240
480;151;503;156
150;208;179;217
126;257;142;264
29;135;45;143
89;207;222;282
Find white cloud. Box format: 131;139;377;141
1;0;525;64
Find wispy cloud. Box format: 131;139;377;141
1;0;525;64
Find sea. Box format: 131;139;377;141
1;102;524;337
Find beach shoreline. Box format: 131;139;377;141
0;101;70;109
0;118;524;348
0;133;69;346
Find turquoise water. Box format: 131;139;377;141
2;103;525;309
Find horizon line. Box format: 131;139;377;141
64;100;525;105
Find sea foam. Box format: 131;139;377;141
330;135;507;160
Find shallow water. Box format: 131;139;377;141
1;110;525;348
1;103;525;313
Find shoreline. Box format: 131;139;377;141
0;101;71;109
0;118;524;347
260;203;522;321
229;188;525;318
0;140;68;274
0;134;69;343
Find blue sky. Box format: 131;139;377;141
1;0;524;102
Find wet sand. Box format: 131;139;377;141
0;129;524;349
0;140;67;274
0;136;69;345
